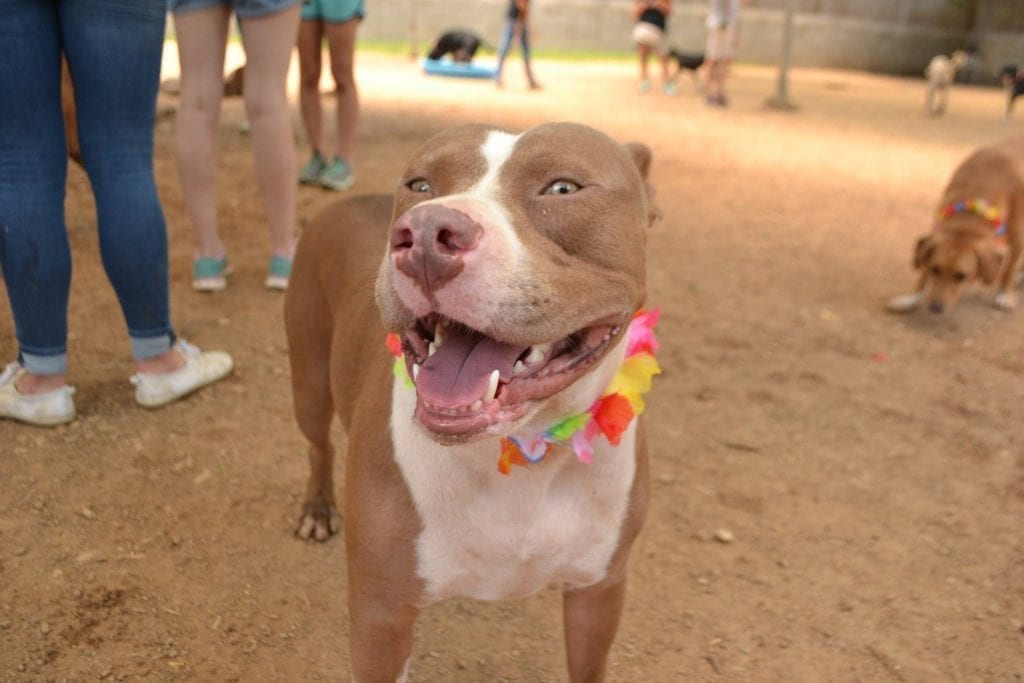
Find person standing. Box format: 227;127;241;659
171;0;301;291
495;0;540;90
0;0;233;426
632;0;676;95
705;0;740;106
297;0;364;192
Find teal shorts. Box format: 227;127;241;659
301;0;364;23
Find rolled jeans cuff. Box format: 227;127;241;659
130;331;175;361
19;350;68;376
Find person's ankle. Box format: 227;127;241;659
137;349;186;376
195;244;227;261
15;372;67;395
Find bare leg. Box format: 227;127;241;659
173;7;231;260
239;6;300;259
14;373;67;395
658;49;670;86
704;59;718;99
297;20;325;157
563;578;627;683
325;18;360;162
637;45;649;84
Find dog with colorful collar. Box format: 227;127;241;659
887;135;1024;314
285;122;660;681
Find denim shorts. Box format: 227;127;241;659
170;0;301;19
301;0;364;23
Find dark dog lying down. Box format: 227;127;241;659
428;30;485;63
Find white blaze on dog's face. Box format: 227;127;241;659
375;122;654;440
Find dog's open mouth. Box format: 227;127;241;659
400;314;624;438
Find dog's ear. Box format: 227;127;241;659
913;235;935;269
975;244;1005;284
624;142;661;227
624;142;652;180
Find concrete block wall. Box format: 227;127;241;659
359;0;1024;79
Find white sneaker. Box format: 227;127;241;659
0;363;76;427
131;340;233;409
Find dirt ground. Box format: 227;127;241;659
2;50;1023;682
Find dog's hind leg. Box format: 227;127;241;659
286;246;342;542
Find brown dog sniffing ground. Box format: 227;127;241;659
888;134;1024;314
285;122;660;681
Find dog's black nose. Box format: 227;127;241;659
928;300;945;314
390;204;482;293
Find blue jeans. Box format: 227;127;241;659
0;0;175;375
495;19;537;86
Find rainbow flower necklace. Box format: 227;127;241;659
937;198;1006;237
386;309;662;475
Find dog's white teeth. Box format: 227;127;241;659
483;369;500;404
513;360;527;376
471;399;483;412
433;323;445;349
525;344;549;366
412;363;420;381
428;342;436;357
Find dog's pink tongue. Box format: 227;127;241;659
416;327;524;408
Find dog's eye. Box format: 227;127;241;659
407;179;432;193
953;272;967;282
931;266;942;276
543;180;581;196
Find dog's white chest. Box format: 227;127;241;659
390;386;637;604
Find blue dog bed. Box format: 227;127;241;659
423;59;497;80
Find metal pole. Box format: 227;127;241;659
767;0;797;110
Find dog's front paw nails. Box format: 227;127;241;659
994;292;1017;311
886;293;922;314
296;502;341;542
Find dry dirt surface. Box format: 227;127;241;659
2;51;1023;682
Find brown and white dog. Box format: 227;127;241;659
285;122;658;681
887;134;1024;315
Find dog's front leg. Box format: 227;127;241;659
296;440;341;541
886;271;928;313
348;591;419;683
995;243;1023;311
562;577;628;682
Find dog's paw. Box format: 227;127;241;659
296;501;341;542
994;292;1017;311
886;292;923;314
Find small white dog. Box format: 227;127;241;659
925;50;968;116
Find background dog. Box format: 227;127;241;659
668;48;706;92
999;64;1024;120
887;134;1024;314
427;29;485;62
285;122;658;681
924;50;967;116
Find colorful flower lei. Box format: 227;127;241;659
937;198;1006;236
386;309;662;475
